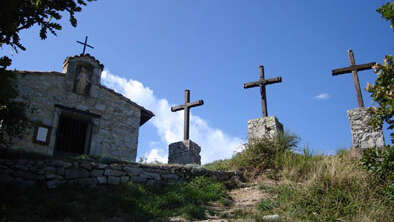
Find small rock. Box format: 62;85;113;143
262;214;280;222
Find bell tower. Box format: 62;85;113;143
62;54;104;96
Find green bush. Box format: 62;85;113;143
204;159;232;171
0;176;228;221
231;132;299;173
360;146;394;182
360;146;394;203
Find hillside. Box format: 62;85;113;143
0;134;392;221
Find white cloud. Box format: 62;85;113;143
101;70;245;164
145;149;168;164
315;93;330;100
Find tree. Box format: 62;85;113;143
0;0;95;147
0;0;95;68
0;69;31;148
366;3;394;143
377;2;394;31
367;56;394;143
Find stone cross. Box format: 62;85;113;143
243;65;282;117
332;49;376;107
76;36;94;55
171;89;204;141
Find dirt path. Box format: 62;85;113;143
171;182;271;222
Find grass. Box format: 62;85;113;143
0;176;229;222
205;133;394;221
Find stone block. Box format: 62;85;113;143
248;116;283;143
91;170;104;177
168;140;201;165
347;107;385;149
52;160;72;168
44;167;56;174
75;178;97;186
0;174;14;184
108;176;120;184
46;174;63;180
161;174;179;180
104;169;125;177
96;176;107;184
47;180;65;189
56;167;65;176
120;176;130;183
65;168;90;179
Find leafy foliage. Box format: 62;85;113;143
0;69;31;148
366;55;394;142
361;146;394;182
0;0;95;68
0;0;95;147
377;2;394;30
360;146;394;203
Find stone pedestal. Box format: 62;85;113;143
248;116;284;143
168;140;201;165
347;107;385;149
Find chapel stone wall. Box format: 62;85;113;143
11;70;141;161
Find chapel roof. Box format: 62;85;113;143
13;70;154;126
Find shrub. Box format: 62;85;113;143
360;146;394;182
231;131;299;175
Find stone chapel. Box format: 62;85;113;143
10;54;154;161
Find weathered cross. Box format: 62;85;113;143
332;49;376;107
243;65;282;117
76;36;94;55
171;89;204;141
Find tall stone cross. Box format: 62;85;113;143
243;65;282;117
171;89;204;141
76;36;94;55
332;49;376;107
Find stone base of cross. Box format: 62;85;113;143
248;116;284;144
168;140;201;165
347;107;385;149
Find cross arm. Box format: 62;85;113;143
243;81;260;89
187;100;204;108
243;77;282;88
76;41;94;49
171;105;185;112
264;77;282;85
332;62;376;76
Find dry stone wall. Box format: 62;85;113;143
347;107;385;149
0;158;238;189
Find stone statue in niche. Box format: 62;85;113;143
75;66;92;95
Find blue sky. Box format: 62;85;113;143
5;0;393;163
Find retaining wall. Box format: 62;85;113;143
0;157;239;189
